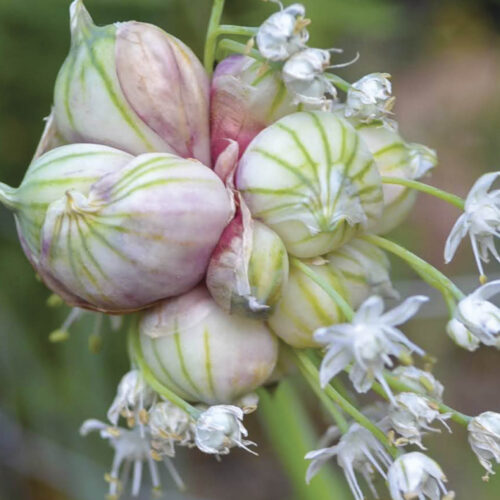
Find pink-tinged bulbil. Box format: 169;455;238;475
53;0;210;164
206;193;289;319
210;55;301;162
138;286;279;405
0;145;232;313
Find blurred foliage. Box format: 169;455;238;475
0;0;499;499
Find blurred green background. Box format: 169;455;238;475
0;0;500;499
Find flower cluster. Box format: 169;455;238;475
1;0;500;499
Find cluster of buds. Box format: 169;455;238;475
1;0;500;499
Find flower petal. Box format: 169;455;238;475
381;295;428;326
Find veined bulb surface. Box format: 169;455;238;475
54;0;210;164
268;259;348;348
355;122;436;234
38;152;231;312
210;55;302;162
139;286;279;405
237;111;383;258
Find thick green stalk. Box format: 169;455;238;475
128;322;201;419
204;0;226;73
290;257;354;321
362;234;465;301
293;349;398;458
258;381;348;500
0;182;17;210
381;176;465;210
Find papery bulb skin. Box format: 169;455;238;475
38;152;232;313
327;238;398;308
206;195;289;319
210;55;301;163
353;122;437;234
138;286;279;405
54;0;210;164
237;111;383;258
268;259;348;348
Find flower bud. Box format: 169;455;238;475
206;194;289;318
268;259;348;348
54;1;210;164
138;286;278;405
446;318;480;351
326;238;398;308
237;111;383;258
210;55;301;162
391;366;444;401
468;411;500;478
353;121;437;234
1;144;232;312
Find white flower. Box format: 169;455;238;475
80;419;161;499
282;48;337;106
388;452;453;500
455;280;500;346
388;393;451;449
468;411;500;478
194;405;256;455
107;370;155;426
345;73;394;123
314;295;427;401
407;143;438;179
256;2;309;61
444;172;500;277
305;423;392;500
446;318;480;351
391;366;444;401
148;401;194;457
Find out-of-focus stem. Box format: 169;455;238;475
290;257;354;321
371;372;472;426
381;177;465;210
204;0;226;73
217;25;258;37
293;349;399;458
363;234;465;301
258;381;348;500
325;73;351;92
128;322;201;419
217;38;267;64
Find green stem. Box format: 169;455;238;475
217;38;268;64
217;25;258;37
293;349;398;457
204;0;226;73
0;182;17;210
381;176;465;210
258;382;348;500
128;322;201;419
373;372;472;426
325;73;351;93
363;234;464;301
290;257;354;321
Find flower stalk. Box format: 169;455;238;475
381;176;465;210
128;321;201;420
363;234;464;301
293;349;399;457
204;0;227;73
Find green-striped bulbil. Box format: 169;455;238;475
53;0;210;164
236;111;383;258
0;144;232;312
267;258;348;348
138;286;279;404
354;122;437;234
